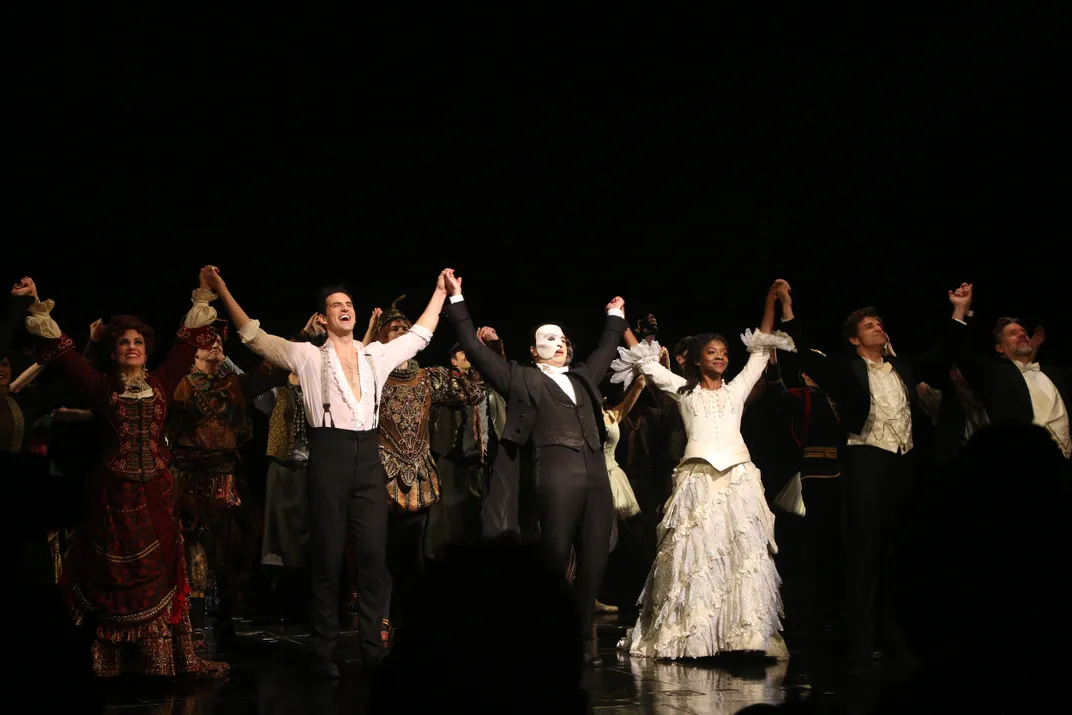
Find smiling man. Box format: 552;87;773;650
200;266;451;678
948;284;1070;460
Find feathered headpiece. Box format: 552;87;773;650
377;295;410;332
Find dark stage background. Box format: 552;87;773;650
6;6;1068;370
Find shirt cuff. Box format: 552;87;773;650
238;319;262;343
607;308;624;318
409;324;433;343
449;295;464;303
952;318;967;325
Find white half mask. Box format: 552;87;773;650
534;324;566;360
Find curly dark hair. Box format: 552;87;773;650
104;315;156;361
677;332;729;395
842;306;883;344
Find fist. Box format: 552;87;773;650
606;296;624;312
948;282;973;306
477;326;499;344
1031;325;1045;349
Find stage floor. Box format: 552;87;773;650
79;613;915;714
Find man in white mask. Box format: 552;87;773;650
441;269;626;667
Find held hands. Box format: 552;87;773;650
477;326;499;344
200;265;224;292
606;296;625;313
768;279;791;303
10;276;38;301
443;269;463;297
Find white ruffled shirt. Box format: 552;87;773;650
237;321;432;431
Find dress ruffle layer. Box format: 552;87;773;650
625;460;785;659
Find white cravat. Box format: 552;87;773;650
538;363;576;403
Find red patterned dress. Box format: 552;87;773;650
25;292;228;678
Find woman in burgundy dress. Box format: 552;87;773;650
13;274;228;679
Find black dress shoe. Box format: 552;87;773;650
583;653;603;668
311;657;340;678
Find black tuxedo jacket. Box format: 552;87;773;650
444;298;627;536
949;319;1071;429
780;318;934;442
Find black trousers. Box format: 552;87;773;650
386;509;428;630
533;444;615;646
307;427;390;666
798;476;845;644
842;445;912;658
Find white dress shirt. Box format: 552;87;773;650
538;363;577;403
845;357;914;455
1013;360;1071;458
238;321;432;431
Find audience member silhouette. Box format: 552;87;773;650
367;536;587;714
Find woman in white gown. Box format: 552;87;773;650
612;280;795;660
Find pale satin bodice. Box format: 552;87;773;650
603;413;621;469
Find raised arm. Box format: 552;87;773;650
441;270;512;396
732;280;798;399
151;283;224;397
201;266;308;374
12;277;106;402
3;282;36;353
361;308;382;347
944;282;989;394
611;341;688;397
607;373;647;422
773;282;845;398
371;274;446;373
583;297;628;379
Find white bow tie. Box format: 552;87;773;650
1017;362;1040;373
538;364;569;376
866;360;893;374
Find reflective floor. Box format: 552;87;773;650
68;613;913;714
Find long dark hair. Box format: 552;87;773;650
677;332;729;395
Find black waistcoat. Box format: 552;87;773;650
530;374;601;452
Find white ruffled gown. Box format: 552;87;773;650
610;330;795;660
